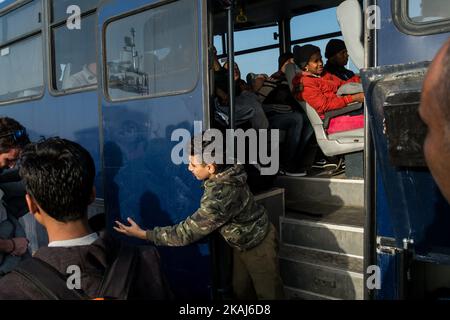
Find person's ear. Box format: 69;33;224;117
26;193;44;225
89;187;96;205
26;193;38;214
207;164;217;175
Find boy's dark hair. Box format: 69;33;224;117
189;133;232;173
19;137;95;222
0;117;30;152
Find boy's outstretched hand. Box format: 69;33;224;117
114;217;147;240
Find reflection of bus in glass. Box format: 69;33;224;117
1;0;449;299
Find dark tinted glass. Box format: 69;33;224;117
0;35;44;101
52;13;97;91
0;0;42;45
51;0;98;23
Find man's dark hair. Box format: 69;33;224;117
0;117;30;152
19;137;95;222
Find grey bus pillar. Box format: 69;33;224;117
226;2;235;130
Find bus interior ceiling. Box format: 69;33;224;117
212;0;344;35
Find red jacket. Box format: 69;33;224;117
292;71;360;118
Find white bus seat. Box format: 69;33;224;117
336;0;364;70
298;101;364;156
61;63;72;89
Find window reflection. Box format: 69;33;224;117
408;0;450;23
0;35;44;101
52;14;97;91
106;0;198;100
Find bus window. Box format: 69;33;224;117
407;0;450;23
234;25;278;52
235;48;278;81
214;35;224;55
0;1;43;102
105;0;198;101
291;7;340;40
214;24;279;80
0;0;41;44
50;1;97;92
393;0;450;35
51;0;99;23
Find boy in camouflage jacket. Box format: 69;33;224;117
115;136;284;299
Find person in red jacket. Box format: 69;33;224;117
292;44;364;119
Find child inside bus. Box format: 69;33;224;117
292;44;365;134
115;134;285;300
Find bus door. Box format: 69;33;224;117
361;0;450;299
98;0;211;299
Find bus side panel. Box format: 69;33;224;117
378;0;450;66
374;0;450;255
99;0;211;299
0;91;102;197
376;168;394;238
366;0;450;300
376;252;402;300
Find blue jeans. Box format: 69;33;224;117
268;111;313;172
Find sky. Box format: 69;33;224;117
214;7;359;80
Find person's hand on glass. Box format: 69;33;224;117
114;217;147;240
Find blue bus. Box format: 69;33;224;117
1;0;449;300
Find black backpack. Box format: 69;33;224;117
12;244;138;300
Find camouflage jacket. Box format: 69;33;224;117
147;165;269;250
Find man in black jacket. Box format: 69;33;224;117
324;39;356;81
0;117;30;276
0;137;172;299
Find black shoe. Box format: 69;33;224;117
311;157;340;170
279;169;307;177
307;166;335;177
331;157;346;176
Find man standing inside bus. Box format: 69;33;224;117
0;117;31;276
419;38;450;203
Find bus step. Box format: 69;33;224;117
279;256;364;300
280;215;364;256
284;286;341;300
279;243;364;274
274;176;364;209
285;206;364;228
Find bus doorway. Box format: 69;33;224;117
210;0;365;300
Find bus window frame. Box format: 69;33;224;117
289;8;342;52
0;0;45;106
392;0;450;36
47;1;98;97
102;0;200;104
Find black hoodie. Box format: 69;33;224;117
0;234;173;300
